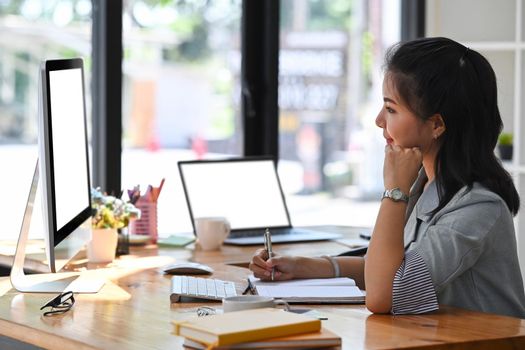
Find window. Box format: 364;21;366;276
277;0;401;227
121;0;242;234
426;0;525;292
0;0;92;239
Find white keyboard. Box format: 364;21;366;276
170;276;238;303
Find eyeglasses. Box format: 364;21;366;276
40;291;75;317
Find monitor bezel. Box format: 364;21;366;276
40;58;92;264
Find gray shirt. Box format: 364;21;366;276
404;171;525;318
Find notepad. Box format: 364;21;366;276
157;234;195;247
249;276;365;303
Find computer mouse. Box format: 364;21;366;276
163;262;214;275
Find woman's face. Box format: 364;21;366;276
375;74;435;152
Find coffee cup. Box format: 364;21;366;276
194;217;230;251
222;295;289;313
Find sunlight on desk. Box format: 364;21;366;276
110;255;175;270
10;294;31;322
70;254;175;279
78;280;131;301
0;240;44;256
2;254;176;302
0;277;12;298
337;238;369;248
77;255;175;302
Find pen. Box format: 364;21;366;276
152;178;165;201
264;228;274;281
158;178;165;195
359;233;371;241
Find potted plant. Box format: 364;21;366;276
498;132;513;161
89;188;141;263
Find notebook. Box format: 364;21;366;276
172;307;321;347
178;157;342;245
182;327;341;349
248;276;366;304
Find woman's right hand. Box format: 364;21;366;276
383;144;422;193
248;248;297;281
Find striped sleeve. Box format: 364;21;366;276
391;250;439;315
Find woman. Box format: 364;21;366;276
249;37;525;318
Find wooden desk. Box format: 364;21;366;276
0;231;524;349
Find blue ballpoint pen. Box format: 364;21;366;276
264;228;275;281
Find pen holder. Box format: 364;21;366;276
129;201;158;243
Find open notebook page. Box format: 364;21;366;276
248;275;364;302
256;285;363;299
248;276;356;287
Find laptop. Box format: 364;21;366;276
178;157;341;245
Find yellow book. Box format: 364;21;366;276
183;327;342;349
173;308;321;348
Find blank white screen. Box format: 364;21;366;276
49;68;89;231
181;160;290;229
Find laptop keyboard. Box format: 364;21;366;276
230;228;296;238
170;276;238;302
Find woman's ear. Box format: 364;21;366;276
429;114;446;139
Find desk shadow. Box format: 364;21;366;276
0;335;44;350
0;265;10;276
226;261;249;268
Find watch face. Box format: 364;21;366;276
392;188;402;200
382;188;408;202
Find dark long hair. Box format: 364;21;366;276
385;37;519;215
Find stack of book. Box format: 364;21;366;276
172;308;341;349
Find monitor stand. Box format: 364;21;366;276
10;160;105;293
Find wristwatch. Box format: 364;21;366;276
382;187;409;203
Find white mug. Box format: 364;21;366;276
194;217;230;251
222;295;290;313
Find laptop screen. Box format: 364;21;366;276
179;159;291;231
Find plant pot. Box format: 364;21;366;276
498;144;513;161
87;228;118;263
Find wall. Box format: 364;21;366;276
426;0;525;281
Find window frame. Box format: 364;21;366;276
91;0;123;194
401;0;426;40
241;0;280;161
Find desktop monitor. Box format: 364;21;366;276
39;58;92;273
10;58;104;293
